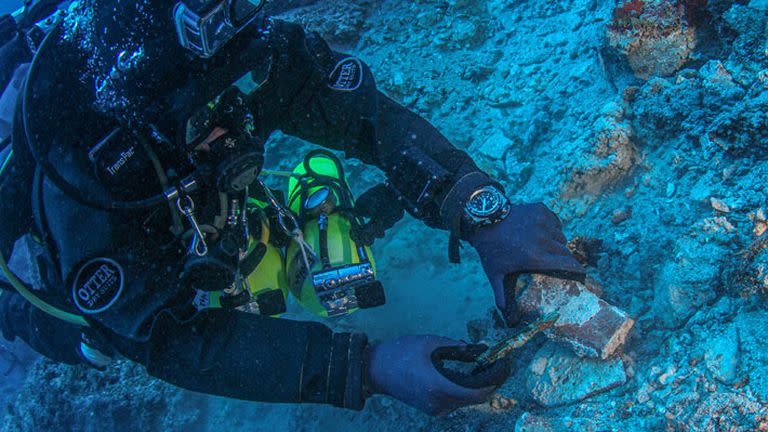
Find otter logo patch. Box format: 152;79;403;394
328;58;364;91
72;258;124;314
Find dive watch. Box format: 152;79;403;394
463;185;511;229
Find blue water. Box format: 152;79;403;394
0;2;22;15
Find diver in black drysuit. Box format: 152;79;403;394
0;0;585;415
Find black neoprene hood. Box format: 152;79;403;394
85;0;178;48
65;0;191;124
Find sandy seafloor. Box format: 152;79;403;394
2;0;768;431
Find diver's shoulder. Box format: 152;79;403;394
263;17;311;42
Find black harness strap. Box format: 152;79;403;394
318;215;331;269
238;242;267;276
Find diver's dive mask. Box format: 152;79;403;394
174;0;266;58
186;87;264;194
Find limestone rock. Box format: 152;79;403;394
632;75;705;144
699;61;739;92
702;324;741;385
526;343;627;407
735;311;768;401
277;0;375;47
2;360;201;432
488;394;516;411
689;393;768;431
733;245;768;299
503;156;533;189
477;130;514;160
719;3;768;73
703;88;768;158
611;206;633;225
750;209;768;237
653;237;723;328
513;412;595;431
710;197;731;213
514;413;558;432
561;101;638;202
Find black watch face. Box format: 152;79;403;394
467;189;503;217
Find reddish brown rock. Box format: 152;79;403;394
517;275;635;359
689;393;768;431
607;0;697;79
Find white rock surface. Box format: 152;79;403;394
702;324;741;385
526;343;627;407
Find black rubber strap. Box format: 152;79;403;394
219;291;251;310
439;172;500;263
448;233;462;264
238;243;267;276
318;217;331;269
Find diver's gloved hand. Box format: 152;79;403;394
365;335;510;416
468;203;585;323
351;184;404;246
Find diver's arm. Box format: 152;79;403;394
370;93;495;231
40;186;368;408
36;143;368;408
257;20;495;235
108;309;369;409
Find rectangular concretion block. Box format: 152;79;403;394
517;275;634;359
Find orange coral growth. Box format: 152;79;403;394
615;0;646;19
610;0;647;33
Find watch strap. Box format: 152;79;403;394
448;232;462;264
461;186;511;239
439;172;502;265
439;172;498;237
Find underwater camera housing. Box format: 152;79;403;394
174;0;266;58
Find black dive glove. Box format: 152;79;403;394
351;184;404;246
365;335;510;416
468;203;585;324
